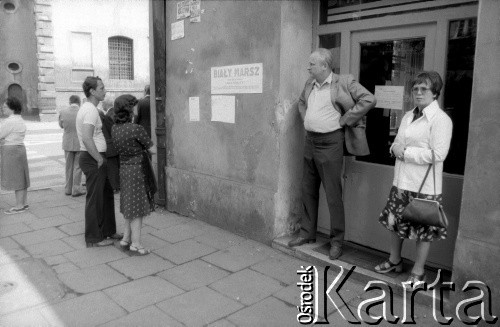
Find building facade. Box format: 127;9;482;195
0;0;149;120
151;0;500;311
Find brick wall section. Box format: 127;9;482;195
34;0;56;119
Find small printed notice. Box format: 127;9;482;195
211;63;263;94
190;0;201;23
171;20;184;40
211;95;235;123
176;0;190;19
189;97;200;121
374;86;405;110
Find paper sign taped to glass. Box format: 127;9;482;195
374;85;405;110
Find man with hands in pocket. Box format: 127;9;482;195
288;48;376;260
76;76;117;248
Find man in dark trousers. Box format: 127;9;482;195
76;76;118;247
135;84;151;137
288;48;376;260
59;95;86;197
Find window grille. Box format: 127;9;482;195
108;36;134;80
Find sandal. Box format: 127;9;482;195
129;244;151;256
4;207;26;215
118;240;130;251
405;272;426;287
374;259;403;274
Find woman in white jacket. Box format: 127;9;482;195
374;71;453;284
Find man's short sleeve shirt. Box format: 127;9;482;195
76;102;106;152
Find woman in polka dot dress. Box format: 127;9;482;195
112;94;155;255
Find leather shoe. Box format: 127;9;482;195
329;244;343;260
288;236;316;247
86;239;114;248
72;191;86;197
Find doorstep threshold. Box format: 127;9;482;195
272;234;452;307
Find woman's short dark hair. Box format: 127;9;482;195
5;97;23;115
412;71;443;99
113;94;138;124
82;76;102;98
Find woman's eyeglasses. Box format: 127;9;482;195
412;87;431;94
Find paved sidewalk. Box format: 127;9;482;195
0;187;440;326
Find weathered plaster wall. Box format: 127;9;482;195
165;1;311;243
51;0;149;111
451;0;500;318
0;0;38;115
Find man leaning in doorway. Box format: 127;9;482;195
77;76;118;247
59;95;86;197
288;48;376;260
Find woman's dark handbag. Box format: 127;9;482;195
401;151;449;228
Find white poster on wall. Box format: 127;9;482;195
171;20;184;40
189;97;200;121
211;63;263;94
374;86;405;110
211;95;235;123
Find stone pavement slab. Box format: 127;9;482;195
24;239;75;258
150;221;207;243
58;264;129;293
39;291;127;326
57;221;85;236
11;227;67;246
226;296;300;327
107;252;174;279
157;259;230;291
156;286;244;326
207;319;238;327
26;215;73;230
64;246;128;268
103;276;184;312
0;307;52;327
0;248;30;266
210;268;285;305
250;255;313;285
99;306;184;327
194;228;246;250
0;222;32;238
0;236;19;249
203;242;270;272
154;238;217;264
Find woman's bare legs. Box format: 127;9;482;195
412;241;431;276
388;232;404;264
130;217;143;248
121;219;132;244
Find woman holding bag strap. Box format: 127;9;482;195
374;71;453;284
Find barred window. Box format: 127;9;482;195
108;36;134;80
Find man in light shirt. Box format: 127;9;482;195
76;76;117;247
288;48;376;260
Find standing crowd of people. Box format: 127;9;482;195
1;48;453;274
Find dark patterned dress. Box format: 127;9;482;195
111;123;153;220
379;186;447;241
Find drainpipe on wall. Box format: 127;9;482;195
151;0;167;206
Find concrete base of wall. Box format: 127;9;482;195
166;167;276;245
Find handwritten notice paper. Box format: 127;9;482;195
189;97;200;121
211;63;263;94
211;95;235;123
374;86;405;110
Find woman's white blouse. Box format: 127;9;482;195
0;115;27;146
390;100;453;195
